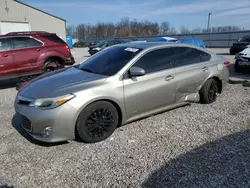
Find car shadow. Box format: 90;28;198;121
142;130;250;188
12;113;68;147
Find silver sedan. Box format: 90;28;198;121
14;42;230;143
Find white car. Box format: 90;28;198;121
234;45;250;73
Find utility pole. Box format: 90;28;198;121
207;13;212;33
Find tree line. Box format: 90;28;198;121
66;17;242;40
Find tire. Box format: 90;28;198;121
76;101;119;143
43;58;60;72
234;60;242;73
199;79;219;104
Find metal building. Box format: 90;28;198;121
0;0;66;41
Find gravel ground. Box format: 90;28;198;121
0;48;250;188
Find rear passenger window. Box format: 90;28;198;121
200;51;211;62
133;48;173;74
26;38;43;47
0;38;10;51
11;37;42;49
172;47;211;67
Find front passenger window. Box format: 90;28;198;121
133;48;173;74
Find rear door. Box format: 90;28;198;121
0;37;15;78
10;37;43;75
172;47;212;102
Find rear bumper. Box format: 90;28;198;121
64;56;75;65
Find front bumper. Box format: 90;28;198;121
14;97;78;143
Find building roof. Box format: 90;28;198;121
14;0;66;22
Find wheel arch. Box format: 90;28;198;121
44;56;65;65
208;76;222;94
74;98;124;139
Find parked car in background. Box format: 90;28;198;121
229;35;250;55
234;45;250;72
15;42;229;143
179;38;206;48
73;41;85;48
88;39;131;55
0;31;75;81
156;37;178;43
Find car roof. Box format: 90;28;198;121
119;42;204;49
0;31;56;37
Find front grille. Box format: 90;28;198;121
18;114;32;132
241;57;250;62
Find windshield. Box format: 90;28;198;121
79;46;143;76
238;37;250;42
96;41;108;47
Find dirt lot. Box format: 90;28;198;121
0;48;250;188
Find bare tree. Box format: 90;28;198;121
168;27;177;35
76;24;85;40
160;22;170;34
191;28;202;34
180;26;190;34
66;25;76;37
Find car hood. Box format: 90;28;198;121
19;67;107;99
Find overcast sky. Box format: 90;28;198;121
23;0;250;30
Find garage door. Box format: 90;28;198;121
0;22;30;35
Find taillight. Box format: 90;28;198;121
64;45;70;53
224;61;230;69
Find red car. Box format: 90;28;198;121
0;31;75;80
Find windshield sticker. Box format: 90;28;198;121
124;47;139;52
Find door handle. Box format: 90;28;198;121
37;48;41;51
2;54;8;57
165;75;174;81
202;66;208;72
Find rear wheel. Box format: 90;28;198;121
43;58;61;72
76;101;119;143
199;79;219;104
234;60;242;73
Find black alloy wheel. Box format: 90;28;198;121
208;80;218;102
76;101;119;143
86;108;114;138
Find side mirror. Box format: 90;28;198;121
129;67;145;77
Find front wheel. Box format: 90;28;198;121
234;60;242;73
76;101;119;143
199;79;219;104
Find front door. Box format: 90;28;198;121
0;38;15;79
123;47;176;119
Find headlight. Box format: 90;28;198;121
29;94;75;109
93;47;101;51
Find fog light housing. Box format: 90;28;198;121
41;126;52;137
